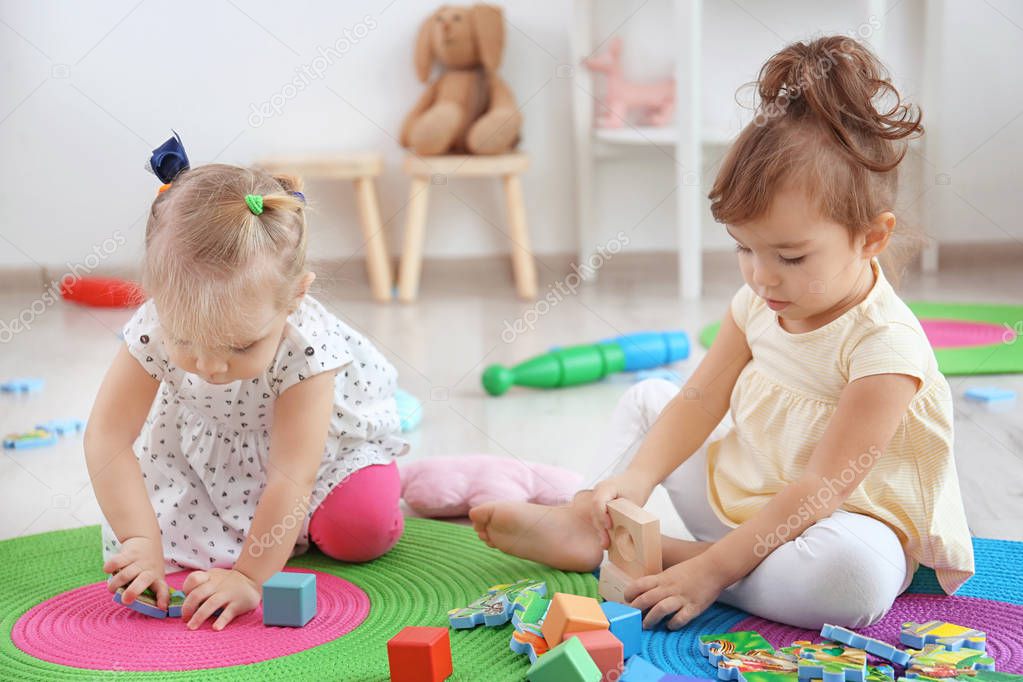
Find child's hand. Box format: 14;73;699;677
625;556;726;630
590;471;654;548
181;568;261;631
103;536;170;610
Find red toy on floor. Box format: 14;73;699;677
60;277;144;308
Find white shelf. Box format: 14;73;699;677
593;126;734;148
571;0;706;300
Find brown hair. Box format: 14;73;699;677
709;36;923;249
143;164;308;348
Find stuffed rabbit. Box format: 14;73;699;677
400;4;522;156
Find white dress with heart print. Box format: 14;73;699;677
101;295;408;572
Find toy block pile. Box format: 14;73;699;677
430;498;678;681
697;619;1003;682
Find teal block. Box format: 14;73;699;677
527;637;601;682
601;600;643;659
262;571;316;627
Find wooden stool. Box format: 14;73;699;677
397;154;538;302
256;153;393;303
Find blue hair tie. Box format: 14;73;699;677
290;191;305;203
145;131;190;185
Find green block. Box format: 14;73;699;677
527;637;601;682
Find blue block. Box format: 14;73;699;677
964;387;1016;403
262;571;316;627
601;601;643;659
820;624;910;667
0;377;44;393
113;588;167;619
621;655;666;681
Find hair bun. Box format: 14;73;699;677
756;36;922;172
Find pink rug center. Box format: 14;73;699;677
921;319;1013;349
12;568;369;672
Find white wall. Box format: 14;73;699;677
0;0;1018;273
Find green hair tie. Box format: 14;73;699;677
244;194;264;216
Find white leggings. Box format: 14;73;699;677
589;379;913;629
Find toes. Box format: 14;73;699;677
468;503;494;525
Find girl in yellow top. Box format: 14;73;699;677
470;35;973;630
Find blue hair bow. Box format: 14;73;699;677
145;131;190;184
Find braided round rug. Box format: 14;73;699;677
3;525;1021;680
0;518;596;680
636;537;1023;677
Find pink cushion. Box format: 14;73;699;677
400;455;583;518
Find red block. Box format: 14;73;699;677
386;626;453;682
570;630;624;681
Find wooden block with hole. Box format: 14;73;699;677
606;498;661;579
597;560;631;604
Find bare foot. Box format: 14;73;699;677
469;501;605;572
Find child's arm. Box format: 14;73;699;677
590;309;752;542
84;345;167;607
629;371;919;629
180;370;336;631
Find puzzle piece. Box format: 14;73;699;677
3;428;59;450
964;387;1016;403
113;587;168;619
509;589;552;664
512;589;550;629
36;418;85;436
905;644;995;679
606;499;661;579
821;624;912;667
0;377;44;393
447;578;546;629
511;629;550;664
699;631;775;661
167;589;185;618
897;674;1023;682
795;642;868;682
699;632;799;681
868;665;895;682
901;621;986;652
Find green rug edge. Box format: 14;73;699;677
698;301;1023;376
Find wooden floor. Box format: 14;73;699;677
1;247;1020;543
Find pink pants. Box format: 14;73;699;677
308;461;404;563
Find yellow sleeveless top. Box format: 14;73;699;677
706;259;974;594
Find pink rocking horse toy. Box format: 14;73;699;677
583;36;675;128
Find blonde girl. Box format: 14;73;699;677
86;140;406;630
